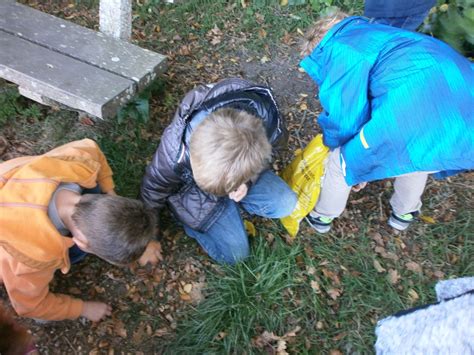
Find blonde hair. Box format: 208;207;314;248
190;108;272;196
72;195;156;265
300;10;349;57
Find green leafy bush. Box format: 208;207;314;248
422;0;474;56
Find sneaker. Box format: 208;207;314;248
305;214;333;233
388;211;419;231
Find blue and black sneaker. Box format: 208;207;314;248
305;213;333;234
388;211;420;231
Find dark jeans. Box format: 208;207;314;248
184;170;297;265
68;184;102;264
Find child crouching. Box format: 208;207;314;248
0;139;160;322
141;78;297;264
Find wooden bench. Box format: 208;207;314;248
0;1;166;119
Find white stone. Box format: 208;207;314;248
99;0;132;41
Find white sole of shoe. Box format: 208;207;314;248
305;217;331;234
388;216;410;231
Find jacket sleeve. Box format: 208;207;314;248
80;140;115;193
140;134;183;211
44;139;115;193
317;59;371;149
271;117;289;153
0;252;83;321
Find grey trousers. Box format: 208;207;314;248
313;149;429;218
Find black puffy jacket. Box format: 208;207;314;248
140;78;287;232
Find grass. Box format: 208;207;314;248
98;120;159;197
0;84;43;127
167;208;472;353
133;0;364;53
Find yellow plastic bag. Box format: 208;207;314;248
280;134;329;237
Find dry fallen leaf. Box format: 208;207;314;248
132;322;146;344
189;282;206;304
180;293;191;301
283;326;301;338
98;340;109;348
277;339;288;355
183;283;193;293
68;287;81;295
327;288;342;300
420;215;436;224
373;259;386;273
154;327;170;337
244;220;257;237
388;269;400;285
113;319;128;338
215;331;227;340
371;232;385;246
252;330;280;348
310;280;321;293
260;55;270;63
405;261;422;273
408;289;419;303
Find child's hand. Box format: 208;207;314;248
81;301;112;322
138;240;163;266
352;182;367;192
228;183;248;202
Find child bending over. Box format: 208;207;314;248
141;78;297;264
300;12;473;233
0;139;160;321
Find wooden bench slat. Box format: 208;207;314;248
0;1;166;91
0;31;136;118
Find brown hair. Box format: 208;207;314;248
300;10;349;57
190;108;272;196
0;304;33;355
71;195;156;265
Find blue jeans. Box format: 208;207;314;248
369;10;430;31
184;170;297;265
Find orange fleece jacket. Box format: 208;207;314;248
0;139;115;320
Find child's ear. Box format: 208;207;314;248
71;228;90;251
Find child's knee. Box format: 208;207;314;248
273;190;297;218
218;243;250;265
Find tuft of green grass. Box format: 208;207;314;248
98;120;159;197
168;235;307;354
0;85;42;127
166;207;472;353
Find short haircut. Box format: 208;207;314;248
71;195;156;265
190;108;272;196
300;10;348;57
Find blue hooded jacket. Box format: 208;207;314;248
300;16;474;186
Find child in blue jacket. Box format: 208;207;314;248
300;12;474;232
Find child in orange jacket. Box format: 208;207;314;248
0;139;161;321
